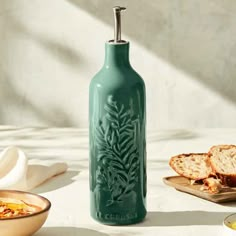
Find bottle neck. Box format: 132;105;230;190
104;41;130;68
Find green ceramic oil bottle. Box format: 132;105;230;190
89;6;146;225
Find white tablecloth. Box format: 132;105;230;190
0;127;235;236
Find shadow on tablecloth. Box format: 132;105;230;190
32;170;79;194
137;211;234;226
35;227;109;236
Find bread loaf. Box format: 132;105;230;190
209;145;236;187
169;153;213;180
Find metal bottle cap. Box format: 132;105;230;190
112;6;126;43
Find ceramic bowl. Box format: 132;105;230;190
0;190;51;236
223;213;236;236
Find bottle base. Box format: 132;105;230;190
91;212;146;226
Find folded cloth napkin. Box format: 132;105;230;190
0;146;68;191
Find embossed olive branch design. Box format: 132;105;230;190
95;96;139;206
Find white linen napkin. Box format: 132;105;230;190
0;146;68;191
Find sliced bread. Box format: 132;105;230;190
169;153;213;180
209;145;236;187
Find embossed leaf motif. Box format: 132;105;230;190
95;96;139;206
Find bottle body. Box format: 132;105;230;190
89;42;146;225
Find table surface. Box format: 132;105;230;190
0;127;235;236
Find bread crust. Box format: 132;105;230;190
208;144;236;156
208;145;236;187
169;153;212;180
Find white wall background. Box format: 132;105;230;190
0;0;236;130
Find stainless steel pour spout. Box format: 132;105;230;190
113;6;126;43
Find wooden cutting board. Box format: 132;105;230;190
163;176;236;203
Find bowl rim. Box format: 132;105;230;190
0;190;51;221
223;213;236;230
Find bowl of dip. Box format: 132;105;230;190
223;213;236;236
0;190;51;236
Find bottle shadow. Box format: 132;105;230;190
135;211;234;226
35;227;109;236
